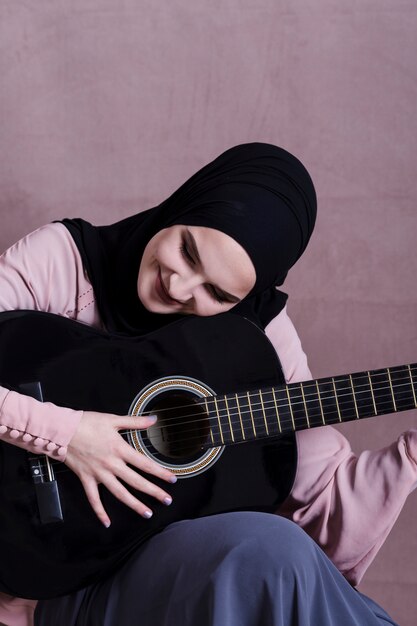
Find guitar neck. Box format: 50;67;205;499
205;363;417;447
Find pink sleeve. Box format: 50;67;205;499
0;223;95;461
0;223;105;626
0;595;36;626
265;307;417;585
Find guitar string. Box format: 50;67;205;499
115;364;417;421
29;393;413;478
28;378;416;461
116;376;417;436
112;387;417;455
29;390;408;482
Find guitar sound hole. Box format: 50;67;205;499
145;392;210;459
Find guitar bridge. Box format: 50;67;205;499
19;382;64;524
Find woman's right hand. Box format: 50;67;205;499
64;411;177;528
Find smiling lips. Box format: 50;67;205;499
155;267;178;305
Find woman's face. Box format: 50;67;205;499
137;225;256;316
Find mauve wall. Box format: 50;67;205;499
1;1;416;623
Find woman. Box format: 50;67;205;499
0;143;414;625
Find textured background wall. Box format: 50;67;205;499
1;1;416;623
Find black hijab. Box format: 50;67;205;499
59;143;317;336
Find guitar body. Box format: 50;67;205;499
0;311;296;599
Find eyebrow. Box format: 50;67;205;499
186;230;242;303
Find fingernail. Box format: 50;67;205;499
147;415;157;423
169;475;177;484
103;520;111;528
163;496;172;506
143;510;153;519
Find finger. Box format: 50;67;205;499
121;440;177;484
102;474;155;519
115;464;173;507
114;414;157;431
81;477;111;528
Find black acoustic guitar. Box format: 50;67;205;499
0;310;415;600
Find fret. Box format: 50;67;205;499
315;380;326;425
349;375;359;419
216;395;236;445
367;372;377;416
224;395;235;443
295;381;323;428
387;369;397;412
408;365;417;408
247;391;257;437
204;397;216;446
248;390;270;438
300;382;310;427
349;372;376;419
235;393;246;440
331;377;342;422
315;378;341;425
205;396;222;446
333;376;358;422
369;368;395;415
272;388;282;433
259;389;269;435
287;382;311;430
259;389;282;437
273;386;295;432
285;386;296;430
213;396;225;444
388;365;416;412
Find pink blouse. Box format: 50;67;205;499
0;223;416;626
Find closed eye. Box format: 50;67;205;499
179;242;195;265
179;240;227;305
207;286;226;304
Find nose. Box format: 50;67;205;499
167;272;203;303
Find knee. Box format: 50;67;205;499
209;512;318;581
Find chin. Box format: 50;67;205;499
139;295;161;313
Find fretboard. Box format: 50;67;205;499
204;363;417;447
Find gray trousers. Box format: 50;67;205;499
35;512;398;626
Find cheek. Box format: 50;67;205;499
137;246;156;295
142;238;163;276
158;236;180;267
